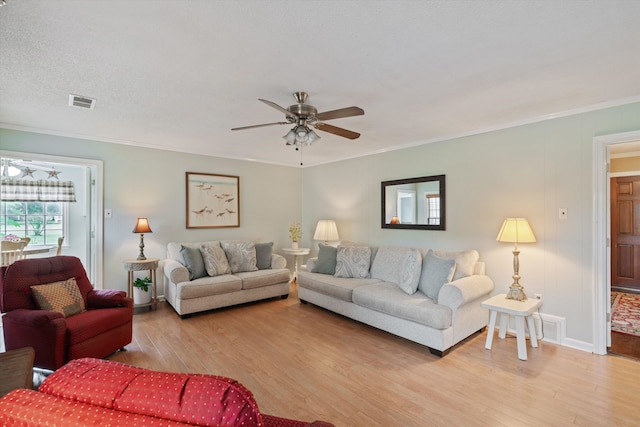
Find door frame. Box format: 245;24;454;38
593;130;640;355
0;150;104;288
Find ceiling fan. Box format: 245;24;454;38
231;91;364;148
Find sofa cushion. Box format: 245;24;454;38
64;307;132;346
369;246;422;295
200;244;231;276
352;283;452;330
298;272;380;302
180;245;207;280
176;275;242;299
31;278;86;318
311;244;338;274
334;245;371;279
255;242;273;270
236;269;291;290
221;241;258;273
432;249;479;281
418;250;457;300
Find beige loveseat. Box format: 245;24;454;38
162;240;290;318
298;244;494;356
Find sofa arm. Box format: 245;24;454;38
2;309;67;370
86;289;132;309
271;253;287;269
306;257;318;272
438;275;495;310
162;259;189;284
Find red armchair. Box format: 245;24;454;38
0;256;133;370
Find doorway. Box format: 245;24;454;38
0;150;103;287
593;130;640;355
609;159;640;358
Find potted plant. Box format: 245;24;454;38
289;222;302;249
133;276;152;305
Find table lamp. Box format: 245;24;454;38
313;220;339;245
133;218;152;260
496;218;536;301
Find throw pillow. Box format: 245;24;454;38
334;245;371;279
31;278;86;318
221;241;258;273
180;245;207;280
370;247;422;295
419;250;457;300
200;244;231;276
255;242;273;270
311;243;338;275
432;249;479;280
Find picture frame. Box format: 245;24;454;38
186;172;239;228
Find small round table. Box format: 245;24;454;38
281;247;310;283
123;258;159;310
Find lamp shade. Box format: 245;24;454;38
496;218;535;243
133;218;152;234
390;216;400;224
313;220;339;242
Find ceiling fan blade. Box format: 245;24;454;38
315;122;361;140
231;122;288;131
258;99;297;119
315;106;364;121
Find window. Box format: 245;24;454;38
0;201;68;245
426;195;440;225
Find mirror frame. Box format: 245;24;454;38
381;174;446;230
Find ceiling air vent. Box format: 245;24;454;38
68;94;96;110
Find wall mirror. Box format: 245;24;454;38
381;174;445;230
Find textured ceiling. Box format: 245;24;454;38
1;0;639;167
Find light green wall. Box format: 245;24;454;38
302;102;640;346
0;129;302;293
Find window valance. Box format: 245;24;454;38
1;179;77;202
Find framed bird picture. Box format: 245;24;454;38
186;172;239;228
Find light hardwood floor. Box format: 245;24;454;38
108;285;640;426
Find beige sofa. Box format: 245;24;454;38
162;240;290;318
298;245;494;356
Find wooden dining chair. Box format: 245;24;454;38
56;236;64;256
1;240;27;266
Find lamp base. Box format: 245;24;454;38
505;284;527;301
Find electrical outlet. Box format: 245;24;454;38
105;209;112;219
535;293;542;300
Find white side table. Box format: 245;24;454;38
481;293;542;360
282;247;310;283
123;258;159;310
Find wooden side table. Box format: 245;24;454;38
282;247;310;283
123;258;159;310
481;293;542;360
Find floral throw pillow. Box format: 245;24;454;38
200;244;231;276
334;245;371;279
31;278;86;318
221;241;258;273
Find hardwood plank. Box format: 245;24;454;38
107;285;640;426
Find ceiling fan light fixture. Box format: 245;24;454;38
283;129;297;145
307;129;321;144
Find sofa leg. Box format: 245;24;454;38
429;347;451;357
118;347;128;352
180;314;192;319
299;299;308;304
280;294;289;300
